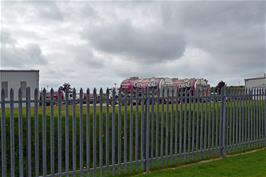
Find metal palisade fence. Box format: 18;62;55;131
0;87;266;177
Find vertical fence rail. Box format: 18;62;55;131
264;89;266;147
135;88;139;170
86;89;90;177
187;90;191;160
34;89;39;177
170;89;174;164
200;92;203;159
220;88;226;157
191;89;195;160
10;89;15;177
18;88;23;177
255;89;258;148
79;89;83;175
174;89;178;160
50;89;55;176
93;88;97;177
179;90;183;160
195;89;199;158
141;89;145;169
155;88;159;165
247;89;251;150
229;89;233;153
165;89;169;165
145;88;150;172
161;88;165;164
0;87;265;177
99;88;103;177
203;94;207;158
129;90;133;172
79;89;84;175
259;89;262;147
238;89;242;150
26;87;32;177
72;89;77;177
42;89;47;177
111;89;115;175
211;91;215;156
150;89;155;167
243;89;246;150
106;89;110;175
207;90;211;157
117;90;121;174
1;89;7;177
124;91;128;174
57;89;62;177
183;89;187;160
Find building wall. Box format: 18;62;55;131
0;70;39;100
245;77;266;100
245;77;266;89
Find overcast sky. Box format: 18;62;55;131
1;1;265;89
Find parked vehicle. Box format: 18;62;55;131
119;77;210;100
39;90;64;105
83;93;100;104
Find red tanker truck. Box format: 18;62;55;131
120;77;140;93
112;77;210;104
120;77;209;96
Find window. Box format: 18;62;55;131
1;81;8;99
20;81;27;98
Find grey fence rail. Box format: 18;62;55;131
0;87;265;177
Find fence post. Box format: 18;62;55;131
224;87;228;154
10;89;15;177
50;88;55;176
42;88;47;176
144;87;150;173
220;87;226;157
18;88;23;177
264;88;266;147
1;89;7;177
26;87;32;177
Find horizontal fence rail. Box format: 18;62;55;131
0;87;266;177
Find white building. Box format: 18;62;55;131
245;75;266;89
0;70;39;100
245;75;266;100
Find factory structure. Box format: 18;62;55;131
244;75;266;89
0;70;39;100
244;75;266;100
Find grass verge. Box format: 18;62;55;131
134;148;266;177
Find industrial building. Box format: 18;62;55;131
245;75;266;100
0;70;39;100
244;75;266;89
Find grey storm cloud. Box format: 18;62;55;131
1;1;265;88
175;1;265;68
87;21;186;62
2;1;63;22
178;1;265;27
73;46;105;67
2;32;17;45
1;45;48;68
1;32;47;68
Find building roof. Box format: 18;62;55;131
244;76;266;82
0;69;39;73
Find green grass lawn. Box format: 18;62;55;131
135;148;266;177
